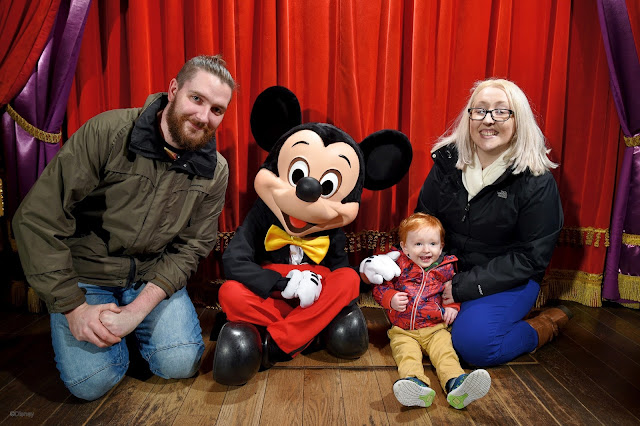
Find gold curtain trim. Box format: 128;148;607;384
540;269;602;307
216;227;614;252
618;273;640;304
624;134;640;147
622;232;640;246
557;227;609;247
6;104;61;144
345;229;400;252
214;231;235;251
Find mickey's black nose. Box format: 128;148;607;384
296;177;322;202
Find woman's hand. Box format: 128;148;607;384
442;280;454;305
442;306;458;325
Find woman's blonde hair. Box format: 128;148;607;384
432;78;558;175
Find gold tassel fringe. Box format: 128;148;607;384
557;227;609;248
358;291;382;308
541;269;603;307
214;227;613;253
10;280;27;307
618;273;640;304
27;287;44;313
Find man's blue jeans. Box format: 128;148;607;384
50;283;204;401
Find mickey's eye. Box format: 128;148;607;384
320;170;341;198
288;158;309;186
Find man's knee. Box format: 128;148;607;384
149;342;205;379
65;363;127;401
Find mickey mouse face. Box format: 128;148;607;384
250;86;412;237
255;128;361;237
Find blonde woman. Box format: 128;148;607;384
415;78;570;367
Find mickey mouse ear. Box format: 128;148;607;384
250;86;302;152
360;130;413;190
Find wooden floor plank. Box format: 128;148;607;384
216;372;267;426
553;323;640;418
86;375;162;425
4;371;68;425
130;377;196;425
0;365;66;424
42;394;107;426
373;368;432;425
567;304;640;365
573;302;640;345
487;365;558;425
341;369;390;425
509;363;601;425
260;369;304;425
562;312;640;392
421;368;473;425
1;303;640;424
601;301;640;330
175;343;226;423
302;369;345;425
463;368;519;426
299;348;339;367
0;315;52;389
534;344;640;424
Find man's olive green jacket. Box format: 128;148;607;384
12;93;229;313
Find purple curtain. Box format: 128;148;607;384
1;0;92;219
599;0;640;305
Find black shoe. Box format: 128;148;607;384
261;332;292;371
212;322;262;386
322;303;369;359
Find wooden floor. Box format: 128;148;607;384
1;300;640;425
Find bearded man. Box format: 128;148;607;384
12;55;234;401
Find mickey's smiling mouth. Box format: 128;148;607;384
283;213;316;233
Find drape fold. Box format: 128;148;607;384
1;0;92;219
0;0;62;107
599;0;640;307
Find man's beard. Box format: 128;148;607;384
165;101;215;151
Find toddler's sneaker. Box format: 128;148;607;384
393;377;436;407
446;369;491;409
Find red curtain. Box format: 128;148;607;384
0;0;62;107
66;0;622;307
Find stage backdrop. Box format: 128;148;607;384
63;0;624;307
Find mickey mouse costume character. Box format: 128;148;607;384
213;86;412;386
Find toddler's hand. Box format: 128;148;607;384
391;292;409;312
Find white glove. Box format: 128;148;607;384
284;270;323;308
282;270;301;299
359;251;401;284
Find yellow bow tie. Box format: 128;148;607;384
264;225;330;264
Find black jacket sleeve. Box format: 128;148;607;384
222;200;288;298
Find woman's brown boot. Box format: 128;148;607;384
525;305;573;350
